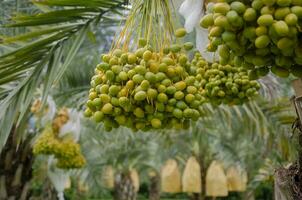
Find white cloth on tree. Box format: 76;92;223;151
179;0;217;62
179;0;203;32
59;109;81;142
196;27;218;62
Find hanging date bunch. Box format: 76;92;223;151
200;0;302;78
33;108;86;169
192;52;260;105
85;0;206;131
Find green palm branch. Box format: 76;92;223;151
0;0;127;150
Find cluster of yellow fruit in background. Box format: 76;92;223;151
32;105;86;169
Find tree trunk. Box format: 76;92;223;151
243;191;255;200
197;155;206;200
274;132;302;200
189;193;202;200
114;172;137;200
274;95;302;199
148;173;160;200
0;126;34;200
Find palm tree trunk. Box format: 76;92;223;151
274;131;302;199
197;155;207;200
148;173;160;200
190;193;202;200
274;93;302;199
0;126;34;200
114;172;136;200
244;191;255;200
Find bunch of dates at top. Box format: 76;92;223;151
200;0;302;79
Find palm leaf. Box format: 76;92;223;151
0;0;127;151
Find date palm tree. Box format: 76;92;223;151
0;1;299;200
